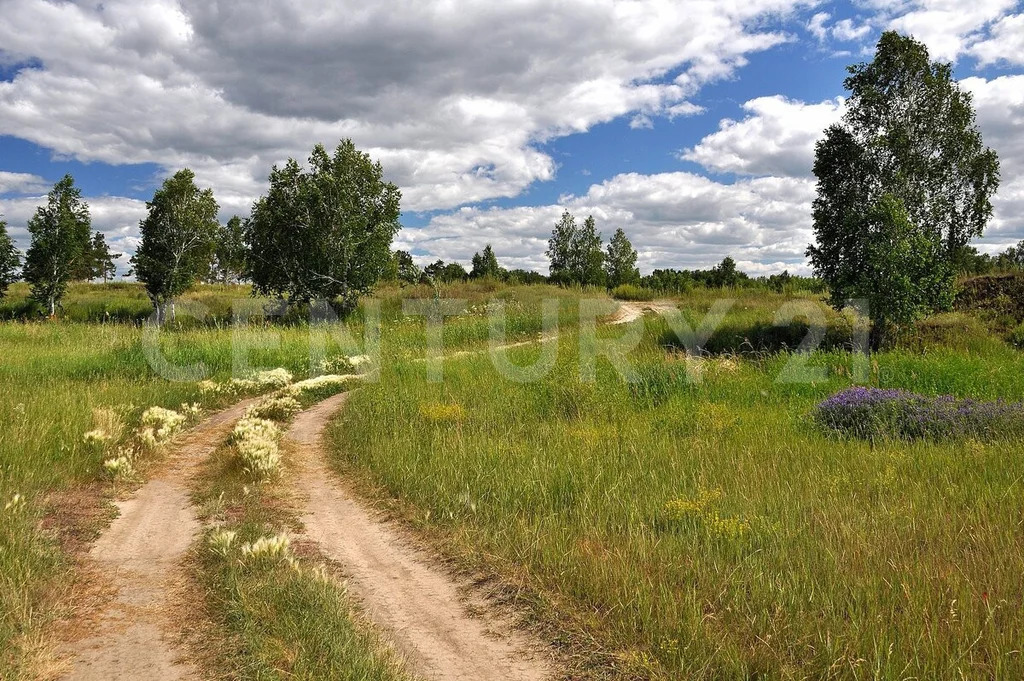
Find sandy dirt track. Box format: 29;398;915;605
608;299;678;324
57;400;252;681
287;393;552;681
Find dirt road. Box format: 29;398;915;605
57;400;252;681
608;299;678;324
286;393;552;681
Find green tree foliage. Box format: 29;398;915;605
470;244;501;279
852;194;952;340
246;140;401;313
546;210;576;284
807;32;1000;341
423;259;468;283
90;232;119;282
209;215;247;284
604;228;639;288
392;250;421;285
131;169;220;323
505;268;547;285
72;231;120;282
994;241;1024;271
547;211;605;286
24;175;92;316
573;216;605;287
641;265;820;293
711;256;741;288
0;218;20;299
948;241;1024;276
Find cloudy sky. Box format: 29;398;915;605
0;0;1022;276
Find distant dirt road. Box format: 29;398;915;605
287;393;552;681
57;400;252;681
608;299;678;325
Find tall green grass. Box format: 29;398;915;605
0;281;581;677
189;415;409;681
5;281;1024;679
328;319;1024;679
0;320;369;676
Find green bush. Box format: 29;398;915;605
611;284;656;301
1010;321;1024;348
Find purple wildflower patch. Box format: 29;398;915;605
815;387;1024;440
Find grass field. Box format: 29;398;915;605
327;290;1024;679
0;281;577;677
3;281;1023;679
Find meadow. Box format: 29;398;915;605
328;291;1024;679
0;280;575;676
2;281;1023;679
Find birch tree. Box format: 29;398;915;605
23;175;92;316
131;169;219;323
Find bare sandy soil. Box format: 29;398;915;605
56;400;252;681
286;393;553;681
608;299;678;324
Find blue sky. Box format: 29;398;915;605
1;0;1022;275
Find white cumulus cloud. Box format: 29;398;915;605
0;0;814;214
681;96;846;178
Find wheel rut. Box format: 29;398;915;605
57;399;253;681
286;393;552;681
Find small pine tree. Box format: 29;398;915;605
392;250;420;284
471;244;501;279
74;231;119;282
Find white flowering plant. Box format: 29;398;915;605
232;416;283;477
139;406;186;446
317;354;372;375
240;533;292;562
103;455;134;478
207;528;238;557
83;429;110;445
245;394;302;422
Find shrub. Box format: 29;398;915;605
815;387;1024;440
139;406;186;445
245;394;302;422
232;416;283;477
611;284;656;301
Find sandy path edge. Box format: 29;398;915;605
609;299;678;325
287;393;553;681
56;399;253;681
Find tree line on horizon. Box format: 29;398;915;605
0;140;402;320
